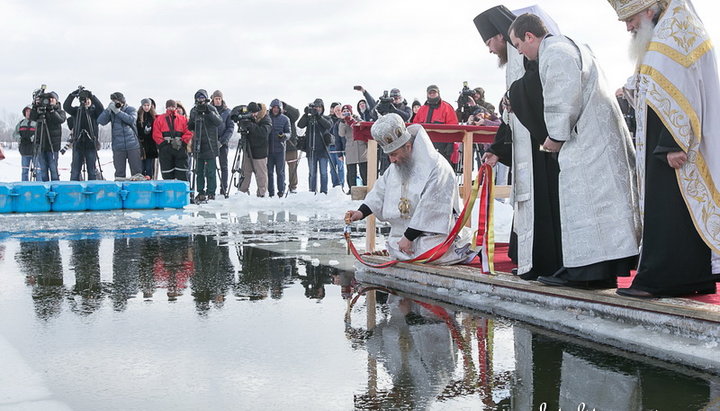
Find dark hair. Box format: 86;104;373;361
138;105;156;124
508;13;548;40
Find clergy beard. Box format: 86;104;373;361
629;17;655;65
497;44;508;67
395;155;415;183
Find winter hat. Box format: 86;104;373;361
270;99;283;110
110;92;125;104
211;90;223;99
166;99;177;108
371;113;412;154
473;5;517;43
341;104;353;114
426;85;440;94
247;102;260;113
194;89;209;100
389;88;401;97
411;99;421;108
140;98;152;106
313;98;325;111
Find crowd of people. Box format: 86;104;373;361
11;84;499;202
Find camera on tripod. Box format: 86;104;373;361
77;86;92;104
230;105;254;132
32;84;55;114
195;98;209;112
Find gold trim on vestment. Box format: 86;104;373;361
647;40;713;68
640;64;701;144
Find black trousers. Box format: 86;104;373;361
346;162;367;187
158;144;189;181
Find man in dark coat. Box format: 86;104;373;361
282;101;300;193
267;99;291;197
297;98;333;194
238;102;271;197
64;87;104;180
30;90;66;181
189;89;223;202
211;90;234;197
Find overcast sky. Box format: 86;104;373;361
1;0;718;121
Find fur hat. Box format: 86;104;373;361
371;113;412;154
211;90;223;99
426;85;440;93
165;99;177;108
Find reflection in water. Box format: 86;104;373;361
16;240;64;320
191;235;234;314
70;238;103;315
345;279;719;410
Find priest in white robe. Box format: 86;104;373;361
607;0;719;298
507;13;641;288
344;114;474;265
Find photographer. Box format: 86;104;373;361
297;98;332;194
372;88;411;121
353;86;377;121
12;105;36;181
189;89;223;202
282;101;300;194
137;98;158;178
30;90;66;181
237;102;271;197
152;100;193;181
98;92;142;179
211;90;234;197
64;87;104;181
456;83;479;124
267;99;291;198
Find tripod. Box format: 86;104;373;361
30;112;53;182
72;103;103;181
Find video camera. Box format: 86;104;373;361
195;97;209;112
32;84;55;114
77;85;92;104
305;102;320;115
230;105;254;132
376;90;394;115
458;81;475;107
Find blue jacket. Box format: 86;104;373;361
98;105;139;151
213;101;234;146
269;111;291;154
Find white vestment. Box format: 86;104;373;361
363;124;472;264
538;35;641;267
625;0;720;255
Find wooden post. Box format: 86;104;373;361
366;139;378;253
463;131;473;227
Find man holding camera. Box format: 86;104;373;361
373;88;411;121
211;90;234;197
30;90;66;181
298;98;333;194
237;102;271;197
64;87;104;181
153;100;193;181
189;89;223;202
98;92;142;179
268;99;291;198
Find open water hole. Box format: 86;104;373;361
0;228;718;410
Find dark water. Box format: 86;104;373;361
0;234;718;411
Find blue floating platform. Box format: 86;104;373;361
0;180;190;213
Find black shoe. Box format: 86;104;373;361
518;270;539;281
277;192;284;198
207;194;215;200
195;193;207;203
539;275;617;290
616;287;658;299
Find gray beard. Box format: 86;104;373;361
629;18;655;65
396;157;414;183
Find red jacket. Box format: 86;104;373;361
152;113;193;145
412;100;459;125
